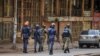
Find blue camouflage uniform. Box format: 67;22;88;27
48;25;56;55
21;25;31;53
33;26;42;53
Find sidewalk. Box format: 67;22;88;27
0;40;78;53
0;44;17;53
0;42;100;56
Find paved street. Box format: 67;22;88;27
0;41;100;56
0;48;100;56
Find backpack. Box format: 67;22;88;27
34;29;40;37
34;29;41;43
62;29;70;37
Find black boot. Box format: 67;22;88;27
62;45;64;50
64;49;67;53
23;48;28;53
41;47;43;51
23;49;25;53
34;48;37;53
67;48;70;53
38;47;41;52
49;49;53;55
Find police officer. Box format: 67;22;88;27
62;24;72;53
33;24;42;53
47;23;56;55
21;21;31;53
40;25;47;51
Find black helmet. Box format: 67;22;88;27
66;24;70;28
35;24;40;29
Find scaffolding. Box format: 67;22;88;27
0;0;100;41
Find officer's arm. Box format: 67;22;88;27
28;27;32;37
32;29;35;39
47;30;49;44
21;28;23;37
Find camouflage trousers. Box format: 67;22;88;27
41;35;46;48
62;37;70;49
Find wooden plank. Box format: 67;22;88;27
82;0;84;16
21;0;24;26
91;0;94;16
2;18;13;22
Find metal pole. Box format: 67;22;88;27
12;0;17;49
57;19;60;41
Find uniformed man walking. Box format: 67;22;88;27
62;24;72;53
40;25;47;51
47;23;56;55
21;21;31;53
33;24;42;53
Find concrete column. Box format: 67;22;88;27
12;0;17;49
